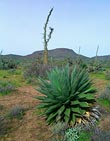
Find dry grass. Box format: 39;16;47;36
99;115;110;131
0;86;52;141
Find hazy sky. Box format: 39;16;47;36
0;0;110;57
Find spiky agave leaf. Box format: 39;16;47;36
36;65;97;126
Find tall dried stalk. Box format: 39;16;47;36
43;8;54;64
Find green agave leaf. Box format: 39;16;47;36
72;107;86;115
77;70;87;85
63;99;70;105
36;89;50;97
36;103;48;109
71;107;81;114
71;100;80;105
57;95;65;101
48;71;60;87
70;114;76;125
74;113;82;117
78;94;95;102
64;108;71;117
70;91;79;98
83;87;96;94
64;115;70;123
77;81;91;92
80;79;88;86
46;112;57;124
78;93;87;99
58;105;65;115
80;109;86;115
70;78;79;93
42;98;58;104
35;96;46;101
79;102;89;108
84;95;95;100
45;103;61;115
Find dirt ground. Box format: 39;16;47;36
0;86;52;141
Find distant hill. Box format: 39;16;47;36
91;55;110;61
0;48;110;62
0;54;26;64
25;48;89;60
2;54;23;59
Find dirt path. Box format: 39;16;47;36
0;86;52;141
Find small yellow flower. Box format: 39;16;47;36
76;118;81;123
85;111;90;117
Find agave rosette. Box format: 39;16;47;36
37;65;96;125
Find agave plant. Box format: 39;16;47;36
37;65;97;126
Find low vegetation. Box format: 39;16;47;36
91;128;110;141
36;64;102;141
0;54;110;140
24;61;52;79
105;70;110;80
7;105;26;119
99;85;110;102
0;80;15;96
0;56;18;70
0;116;9;136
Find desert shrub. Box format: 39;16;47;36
99;86;110;102
51;122;68;141
7;69;20;75
65;127;81;141
0;80;15;95
0;116;9;136
36;65;99;126
87;61;102;73
0;57;17;70
26;77;38;85
75;58;87;69
51;122;68;135
79;131;91;141
7;105;25;119
105;70;110;80
51;122;82;141
91;128;110;141
24;61;52;79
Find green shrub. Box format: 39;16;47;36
0;80;15;95
79;131;90;141
37;65;98;126
65;127;81;141
0;58;17;70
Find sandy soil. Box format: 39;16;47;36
0;86;52;141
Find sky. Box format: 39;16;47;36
0;0;110;57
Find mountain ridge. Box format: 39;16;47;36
1;48;110;61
